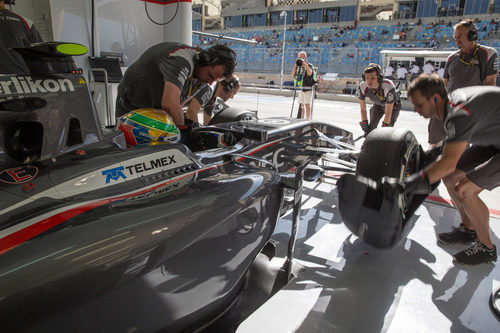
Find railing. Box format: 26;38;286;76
234;46;379;76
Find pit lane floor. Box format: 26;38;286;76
227;93;500;332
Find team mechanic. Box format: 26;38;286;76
357;63;401;136
385;74;498;265
428;19;498;147
0;0;43;74
115;43;236;128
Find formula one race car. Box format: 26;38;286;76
0;43;426;332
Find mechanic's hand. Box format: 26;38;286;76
379;170;431;197
179;119;199;145
359;120;371;136
403;170;431;195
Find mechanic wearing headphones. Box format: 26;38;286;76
201;75;240;125
391;74;499;265
356;63;401;136
0;0;43;74
428;19;498;148
115;43;236;128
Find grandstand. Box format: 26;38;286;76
192;0;500;93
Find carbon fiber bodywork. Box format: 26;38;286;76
0;43;354;331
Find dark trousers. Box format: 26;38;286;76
369;102;401;131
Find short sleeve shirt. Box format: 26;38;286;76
0;9;43;74
116;43;197;115
356;79;400;106
444;86;500;149
443;44;498;92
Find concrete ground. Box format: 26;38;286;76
222;92;500;332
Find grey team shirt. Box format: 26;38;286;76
444;85;500;150
356;79;400;106
117;43;198;115
0;8;43;74
443;44;498;92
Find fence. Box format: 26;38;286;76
234;46;381;76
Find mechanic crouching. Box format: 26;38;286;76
115;43;236;134
357;63;401;136
387;74;499;265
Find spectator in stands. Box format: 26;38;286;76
0;0;43;74
423;60;435;74
357;63;401;136
410;62;421;81
428;19;498;148
384;63;395;78
291;51;316;120
405;74;499;265
116;43;236;128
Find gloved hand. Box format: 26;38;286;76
359;120;371;136
179;119;199;145
380;170;431;197
420;145;443;167
381;121;390;127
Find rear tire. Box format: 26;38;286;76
356;127;420;181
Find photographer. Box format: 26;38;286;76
291;51;315;119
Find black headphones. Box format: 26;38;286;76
222;76;239;92
362;63;383;82
459;20;478;41
194;45;236;69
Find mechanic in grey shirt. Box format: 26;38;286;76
405;74;499;265
428;19;498;146
357;63;401;136
0;0;43;74
116;43;236;127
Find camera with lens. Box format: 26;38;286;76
296;58;304;66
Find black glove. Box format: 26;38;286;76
179;119;199;145
380;170;431;197
403;170;431;195
359;120;371;136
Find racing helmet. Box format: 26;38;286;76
117;108;180;146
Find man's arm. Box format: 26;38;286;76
359;99;367;121
185;98;202;124
291;63;297;77
161;82;184;126
484;73;497;86
382;103;394;125
424;140;468;184
443;78;449;87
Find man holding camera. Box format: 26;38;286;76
291;51;315;119
357;63;401;136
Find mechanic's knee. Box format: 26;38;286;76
442;170;465;190
455;178;482;202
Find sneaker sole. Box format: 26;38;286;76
437;237;476;246
452;257;497;265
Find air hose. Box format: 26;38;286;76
490;287;500;320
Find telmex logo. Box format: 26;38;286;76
0;76;75;95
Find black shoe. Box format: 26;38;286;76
437;225;477;245
453;241;497;265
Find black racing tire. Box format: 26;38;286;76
356;127;420;181
209;107;254;125
356;127;423;225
